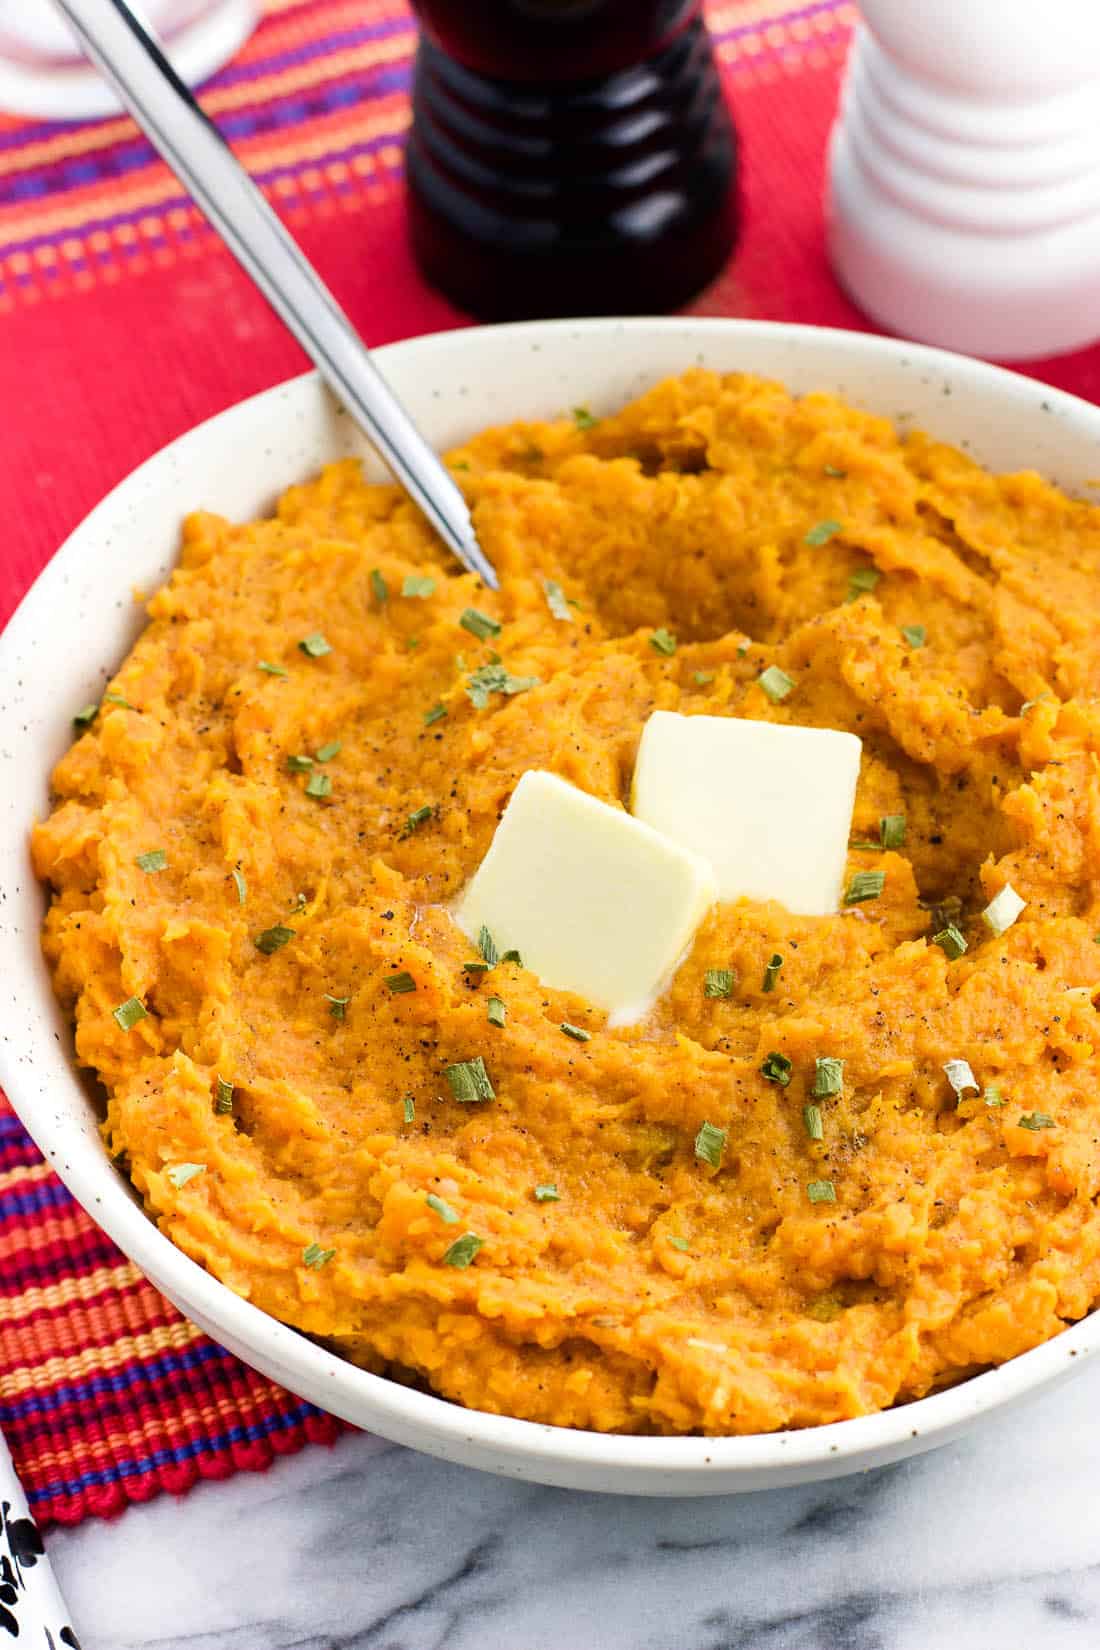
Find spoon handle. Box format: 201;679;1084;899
52;0;498;591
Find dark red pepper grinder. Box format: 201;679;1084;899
405;0;739;320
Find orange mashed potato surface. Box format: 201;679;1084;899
31;371;1100;1435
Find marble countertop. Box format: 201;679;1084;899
47;1358;1100;1650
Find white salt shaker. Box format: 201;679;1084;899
826;0;1100;359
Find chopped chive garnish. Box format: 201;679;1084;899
403;574;436;599
466;662;540;708
933;925;967;960
758;665;795;703
315;740;342;763
112;995;148;1032
286;754;314;772
983;1085;1004;1108
534;1184;560;1202
760;1051;793;1087
669;1236;692;1252
1018;1111;1055;1131
302;1243;336;1268
258;660;288;676
215;1076;234;1114
944;1058;978;1100
762;953;783;992
135;849;167;874
424;703;448;727
231;867;247;905
846;567;881;602
370;568;388;604
451;459;470;472
806;1179;836;1204
462;960;491;975
501;949;523;966
693;670;714;686
803;1104;824;1140
305;772;332;799
544;580;572;622
880;814;906;849
385;971;417;995
704;968;735;999
572;406;598;431
165;1162;205;1189
845;870;885;904
487;996;506;1028
981;883;1026;937
401;804;434;838
298;632;332;658
811;1057;844;1097
460;607;502;641
104;691;136;710
445;1056;495;1103
823;464;847;478
901;624;926;649
443;1232;484;1268
254;924;295;954
478;925;499;967
805;519;842;547
407;637;420;651
73;703;99;729
694;1120;727;1169
650;628;677;657
325;992;350;1020
402;1094;416;1124
561;1022;591;1043
426;1193;460;1225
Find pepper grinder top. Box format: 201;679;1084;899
826;0;1100;360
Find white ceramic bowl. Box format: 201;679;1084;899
3;318;1100;1496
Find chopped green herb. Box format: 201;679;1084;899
534;1184;561;1203
478;925;499;966
487;996;507;1028
460;607;502;641
112;996;148;1031
443;1232;484;1268
258;660;288;676
406;637;420;651
544;580;572;622
846;567;881;602
466;662;540;708
424;703;448;727
983;1085;1004;1108
445;1056;495;1103
704;968;735;999
933;925;968;960
401;804;434;838
462;960;491;975
811;1056;844;1097
402;1094;416;1124
302;1242;336;1268
286;753;314;772
1018;1111;1056;1131
426;1193;459;1225
758;665;795;703
370;568;388;604
385;971;417;995
805;1293;842;1321
981;883;1026;937
450;459;470;472
694;1120;727;1169
762;953;783;992
215;1076;234;1114
73;702;99;729
501;949;523;966
561;1022;591;1043
803;1104;824;1141
807;1179;836;1204
693;670;715;686
254;924;295;954
823;465;847;478
305;772;332;799
880;814;906;849
135;849;167;874
166;1162;205;1189
231;867;247;905
104;691;136;710
805;519;842;547
650;628;677;657
845;869;885;904
761;1051;793;1087
298;632;332;658
402;574;436;599
315;740;342;762
572;406;598;431
900;624;926;650
325;992;350;1020
669;1236;692;1253
944;1058;978;1100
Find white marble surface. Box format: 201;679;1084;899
46;1359;1100;1650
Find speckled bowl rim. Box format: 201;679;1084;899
3;317;1099;1497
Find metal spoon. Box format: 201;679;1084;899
51;0;498;591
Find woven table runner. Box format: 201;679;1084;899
3;0;1100;1528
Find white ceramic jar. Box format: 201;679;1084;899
826;0;1100;359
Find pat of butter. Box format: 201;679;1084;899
457;770;716;1022
631;711;862;917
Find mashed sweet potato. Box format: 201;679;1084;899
32;371;1100;1435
